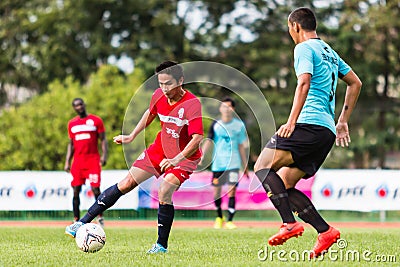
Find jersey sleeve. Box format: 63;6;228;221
207;120;217;140
337;55;351;79
68;121;73;139
237;121;247;145
186;98;203;136
96;116;105;134
149;89;162;115
294;43;314;77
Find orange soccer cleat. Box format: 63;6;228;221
310;226;341;258
268;222;304;246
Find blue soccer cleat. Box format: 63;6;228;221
146;243;168;254
65;221;84;238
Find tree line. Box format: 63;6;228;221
0;0;399;170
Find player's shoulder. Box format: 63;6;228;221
86;114;105;127
68;116;80;125
87;114;103;121
232;118;245;127
182;90;201;106
184;90;199;100
152;88;164;97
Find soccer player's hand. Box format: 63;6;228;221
277;122;295;138
160;158;175;172
64;163;70;173
335;122;350;147
243;166;249;179
113;134;133;144
160;153;184;172
100;156;107;166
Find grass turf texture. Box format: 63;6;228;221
0;226;398;266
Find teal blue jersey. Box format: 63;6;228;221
294;38;351;134
207;118;246;171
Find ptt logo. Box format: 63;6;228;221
320;184;366;199
376;186;400;200
24;185;37;199
376;184;389;198
320;184;333;198
23;186;69;199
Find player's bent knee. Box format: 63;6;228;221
118;174;138;194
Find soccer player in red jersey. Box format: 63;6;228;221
64;98;108;226
65;61;203;254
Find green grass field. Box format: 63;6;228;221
0;226;398;267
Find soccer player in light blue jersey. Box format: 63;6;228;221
201;96;248;230
254;7;362;258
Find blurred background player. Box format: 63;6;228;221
64;98;108;227
65;61;203;254
254;7;362;258
201;96;248;230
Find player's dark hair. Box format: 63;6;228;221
72;98;84;106
289;7;317;31
221;96;235;108
155;61;184;82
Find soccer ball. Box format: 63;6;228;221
75;223;106;253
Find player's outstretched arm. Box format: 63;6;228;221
336;70;362;147
113;109;157;144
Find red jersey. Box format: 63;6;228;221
148;88;203;160
68;114;105;160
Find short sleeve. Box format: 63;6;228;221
294;43;314;77
96;117;105;134
186;98;203;136
207;120;217;140
337;56;351;79
68;121;73;139
237;121;247;144
149;89;162;115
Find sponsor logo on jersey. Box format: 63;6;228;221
178;108;184;119
166;127;180;138
158;114;188;126
71;125;97;133
75;133;91;141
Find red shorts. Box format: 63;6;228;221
132;145;199;184
70;157;101;187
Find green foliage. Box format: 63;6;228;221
1;0;400;168
0;65;145;170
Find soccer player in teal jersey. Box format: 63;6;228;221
201;96;248;230
254;7;362;258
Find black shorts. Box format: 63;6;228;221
212;169;240;187
266;123;335;178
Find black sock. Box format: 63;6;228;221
80;184;123;223
93;192;103;217
255;168;295;223
214;198;223;218
73;196;80;219
287;188;329;233
157;203;174;249
227;196;236;221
